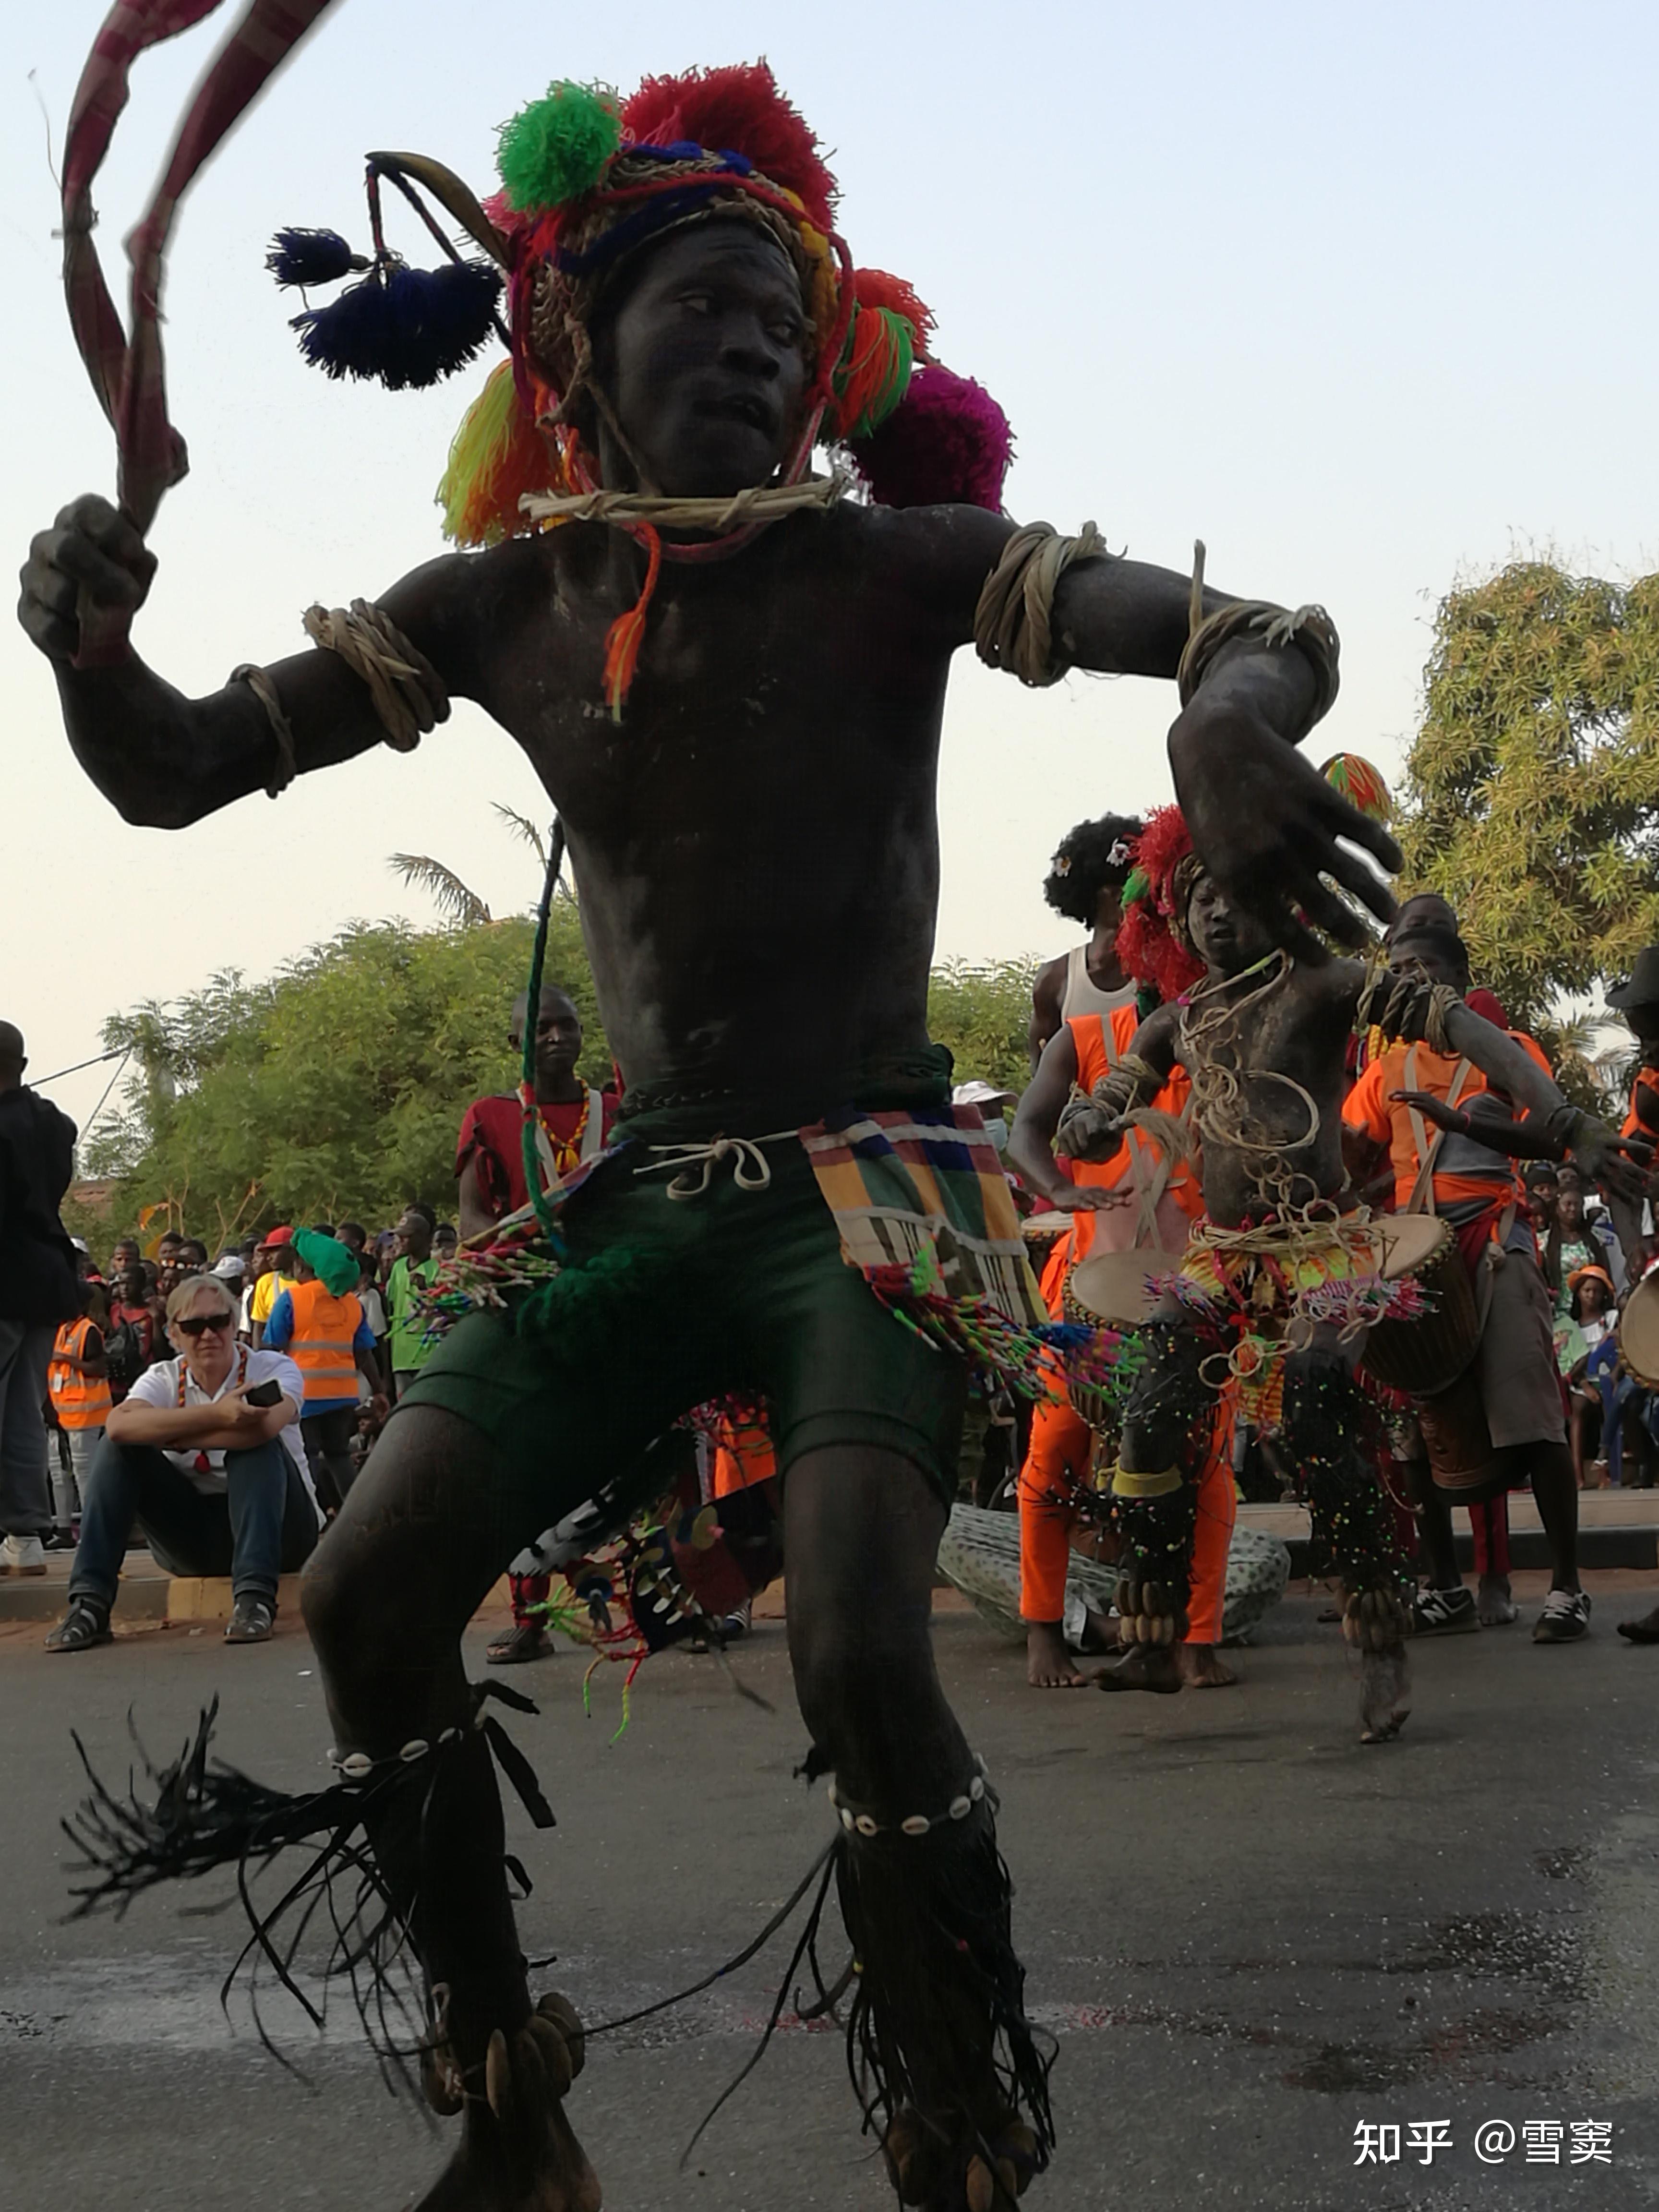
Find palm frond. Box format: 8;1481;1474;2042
387;854;493;927
490;804;549;867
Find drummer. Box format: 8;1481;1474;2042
1340;899;1609;1646
1060;817;1642;1736
1008;959;1207;1689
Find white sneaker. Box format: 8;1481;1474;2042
0;1534;48;1577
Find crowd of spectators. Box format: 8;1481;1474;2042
41;1210;460;1539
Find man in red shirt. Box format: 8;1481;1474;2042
457;983;619;1661
457;986;617;1238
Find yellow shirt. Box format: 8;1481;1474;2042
251;1271;295;1326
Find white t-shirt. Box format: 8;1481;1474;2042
123;1346;318;1518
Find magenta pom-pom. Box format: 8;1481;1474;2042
847;364;1013;510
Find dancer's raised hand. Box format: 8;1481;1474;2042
19;495;156;663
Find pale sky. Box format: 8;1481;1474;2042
6;0;1659;1142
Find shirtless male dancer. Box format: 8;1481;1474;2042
1057;818;1641;1738
22;60;1402;2212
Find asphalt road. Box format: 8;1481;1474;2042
3;1575;1658;2212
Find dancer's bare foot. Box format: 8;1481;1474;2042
1025;1621;1092;1688
1477;1573;1518;1627
1617;1604;1659;1644
1095;1645;1183;1694
413;1995;599;2212
883;2106;1039;2207
1177;1642;1237;1688
1360;1707;1409;1745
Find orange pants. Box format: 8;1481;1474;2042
1017;1397;1236;1646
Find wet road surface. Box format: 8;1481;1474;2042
2;1577;1657;2211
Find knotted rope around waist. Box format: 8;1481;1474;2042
632;1129;801;1201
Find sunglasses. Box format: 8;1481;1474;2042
177;1312;236;1337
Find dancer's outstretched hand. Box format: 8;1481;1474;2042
1573;1118;1651;1208
19;495;156;662
1170;696;1400;961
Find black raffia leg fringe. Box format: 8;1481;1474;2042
60;1682;555;2093
836;1800;1055;2207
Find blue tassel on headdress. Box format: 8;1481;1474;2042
266;228;368;288
289;260;505;390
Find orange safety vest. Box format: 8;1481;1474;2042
1623;1065;1659;1142
286;1279;363;1404
49;1317;113;1428
1346;1035;1554;1214
1066;1008;1202;1259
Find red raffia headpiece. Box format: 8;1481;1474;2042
1116;805;1207;1000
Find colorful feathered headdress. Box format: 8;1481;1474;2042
1116;806;1207;1001
268;64;1013;546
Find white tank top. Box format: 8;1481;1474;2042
1060;943;1139;1023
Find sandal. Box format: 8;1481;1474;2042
45;1600;112;1654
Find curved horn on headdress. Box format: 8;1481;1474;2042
364;152;512;269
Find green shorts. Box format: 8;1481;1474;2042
397;1108;967;1528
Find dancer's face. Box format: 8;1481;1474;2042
597;223;809;496
1187;871;1273;974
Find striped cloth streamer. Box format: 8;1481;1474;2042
61;0;340;660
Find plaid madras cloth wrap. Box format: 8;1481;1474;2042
799;1107;1047;1330
62;0;339;660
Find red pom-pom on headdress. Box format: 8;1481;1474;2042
622;62;836;229
1116;805;1207;1000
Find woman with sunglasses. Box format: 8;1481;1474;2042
44;1274;321;1651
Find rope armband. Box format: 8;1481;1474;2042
1357;963;1460;1054
1177;596;1341;735
1091;1053;1164;1118
301;598;451;754
228;662;298;798
974;520;1114;687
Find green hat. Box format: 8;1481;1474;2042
293;1228;360;1298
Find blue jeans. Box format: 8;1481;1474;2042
70;1436;318;1611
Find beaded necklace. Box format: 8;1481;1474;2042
519;1079;591;1183
176;1341;249;1407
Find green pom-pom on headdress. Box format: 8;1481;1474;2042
496;81;623;214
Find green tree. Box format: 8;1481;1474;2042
1397;557;1659;1029
89;926;1053;1245
926;958;1040;1095
88;910;605;1241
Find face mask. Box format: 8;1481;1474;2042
985;1118;1009;1154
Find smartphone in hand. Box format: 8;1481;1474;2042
243;1379;283;1408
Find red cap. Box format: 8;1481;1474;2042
260;1225;294;1249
